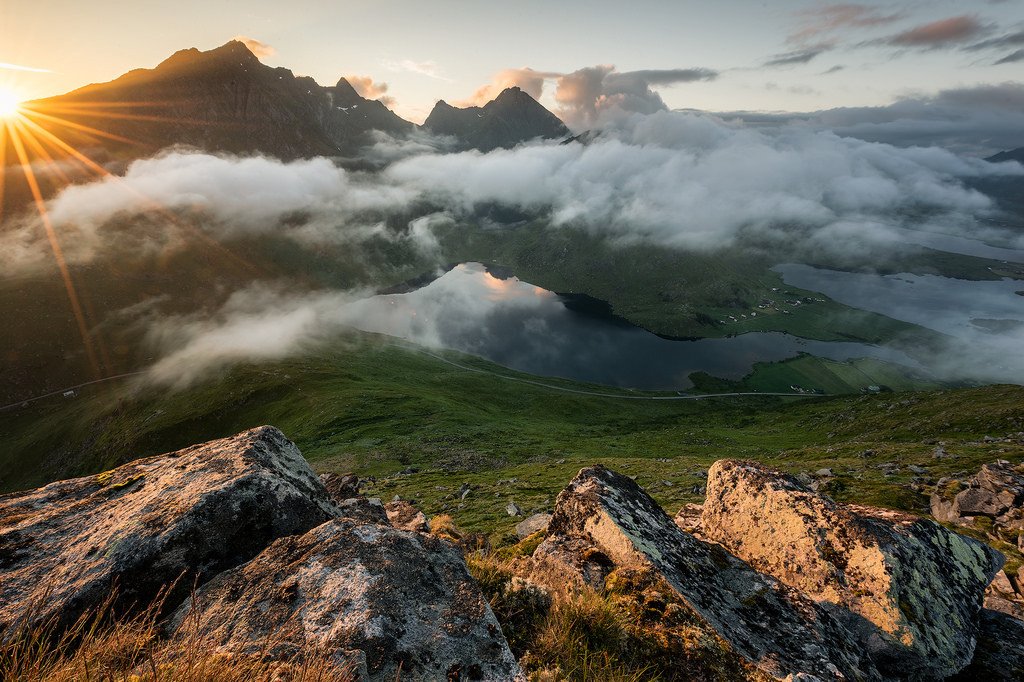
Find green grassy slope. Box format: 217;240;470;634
2;336;1021;550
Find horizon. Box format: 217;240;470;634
3;0;1024;125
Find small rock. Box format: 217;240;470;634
384;499;429;533
319;472;361;502
505;502;523;517
337;497;389;525
515;513;552;539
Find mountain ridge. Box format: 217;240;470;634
423;86;570;151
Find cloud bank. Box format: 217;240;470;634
461;64;718;128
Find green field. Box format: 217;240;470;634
3;335;1021;556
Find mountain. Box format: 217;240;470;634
423;87;570;152
987;147;1024;164
18;40;413;161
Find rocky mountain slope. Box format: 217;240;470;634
423;86;570;151
18;40;413;162
2;426;1021;680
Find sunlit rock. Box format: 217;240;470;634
703;459;1003;679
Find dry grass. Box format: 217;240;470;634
467;547;768;682
0;590;357;682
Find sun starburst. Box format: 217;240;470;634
0;88;21;118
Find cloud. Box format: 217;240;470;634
883;16;989;48
456;64;717;128
995;48;1024;64
232;36;276;60
0;61;52;73
344;75;395;107
965;28;1024;52
455;68;558;107
822;65;846;74
383;110;1019;260
553;66;717;128
788;3;904;45
764;48;828;67
719;82;1024;156
383;59;453;82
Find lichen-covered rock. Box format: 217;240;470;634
702;459;1003;680
529;465;875;681
167;518;522;682
0;426;338;637
515;513;551;539
383;499;429;533
950;609;1024;681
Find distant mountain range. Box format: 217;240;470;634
16;40;568;162
986;148;1024;164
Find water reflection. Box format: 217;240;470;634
341;263;917;390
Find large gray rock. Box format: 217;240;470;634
167;518;522;682
529;465;876;681
0;426;338;637
702;459;1003;680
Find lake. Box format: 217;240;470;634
338;263;918;390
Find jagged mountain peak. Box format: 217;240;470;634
423;87;568;151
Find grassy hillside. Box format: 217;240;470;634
3;335;1021;542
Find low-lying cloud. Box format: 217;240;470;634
6;106;1021;279
721;82;1024;157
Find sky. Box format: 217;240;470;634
2;0;1024;123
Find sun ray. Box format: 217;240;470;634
19;107;139;146
12;118;73;186
5;119;103;380
17;114;115;177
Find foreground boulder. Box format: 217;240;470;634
0;426;338;636
702;459;1002;680
167;518;522;681
529;465;875;681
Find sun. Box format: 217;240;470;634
0;88;22;118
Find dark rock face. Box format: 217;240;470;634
703;459;1003;680
423;87;569;152
0;426;338;637
167;519;522;681
23;41;414;161
950;609;1024;681
529;465;876;681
